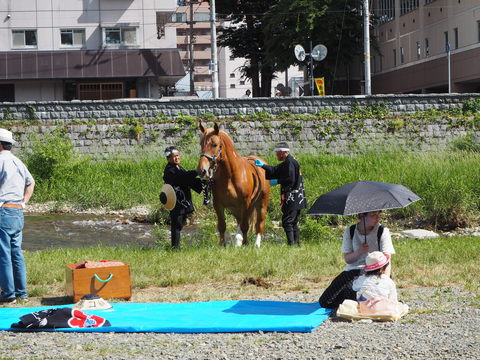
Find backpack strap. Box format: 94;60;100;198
349;224;356;240
350;224;384;252
377;225;384;251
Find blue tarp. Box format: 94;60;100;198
0;300;332;333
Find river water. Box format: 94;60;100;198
23;214;156;251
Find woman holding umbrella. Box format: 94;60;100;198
308;180;420;309
319;210;395;309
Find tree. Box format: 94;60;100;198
263;0;369;95
216;1;278;97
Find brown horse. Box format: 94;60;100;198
197;123;270;247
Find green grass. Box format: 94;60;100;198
24;150;480;229
25;235;479;292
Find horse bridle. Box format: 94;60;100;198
200;148;222;174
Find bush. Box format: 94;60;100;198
450;133;480;153
21;128;76;186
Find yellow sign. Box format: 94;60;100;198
315;77;326;96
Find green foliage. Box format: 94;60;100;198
450;133;480;153
21;128;75;184
177;114;196;126
246;110;272;122
462;98;480;115
121;117;144;141
25;104;38;121
26;150;480;229
2;108;15;122
199;113;217;122
386;119;405;133
263;0;367;94
348;102;391;120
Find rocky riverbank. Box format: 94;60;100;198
1;286;478;359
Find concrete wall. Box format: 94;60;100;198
1;94;479;156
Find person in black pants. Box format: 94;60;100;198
254;142;306;246
162;146;203;249
318;211;395;309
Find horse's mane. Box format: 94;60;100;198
218;130;239;157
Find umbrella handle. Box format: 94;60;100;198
363;216;368;244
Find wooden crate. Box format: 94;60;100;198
65;263;132;302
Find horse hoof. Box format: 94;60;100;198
254;242;261;248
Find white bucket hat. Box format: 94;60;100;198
159;184;176;211
364;251;390;271
0;128;15;144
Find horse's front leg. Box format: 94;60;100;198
214;203;227;246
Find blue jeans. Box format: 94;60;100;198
0;207;27;299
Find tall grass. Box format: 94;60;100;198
20;132;480;229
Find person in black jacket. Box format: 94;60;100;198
254;142;306;246
162;146;203;249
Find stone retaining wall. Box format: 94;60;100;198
1;94;478;156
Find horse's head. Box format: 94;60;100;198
197;122;223;179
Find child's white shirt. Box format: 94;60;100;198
352;273;398;303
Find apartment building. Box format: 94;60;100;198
0;0;184;102
371;0;480;93
167;1;212;95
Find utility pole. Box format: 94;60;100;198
363;0;371;95
188;1;196;95
309;38;314;96
209;0;219;98
447;42;451;93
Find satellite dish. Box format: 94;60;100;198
311;44;328;62
294;44;306;62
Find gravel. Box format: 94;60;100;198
1;286;478;359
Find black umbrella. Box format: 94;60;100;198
307;180;420;216
307;180;420;242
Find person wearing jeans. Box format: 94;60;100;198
0;128;35;303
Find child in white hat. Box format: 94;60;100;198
352;251;397;303
352;251;407;316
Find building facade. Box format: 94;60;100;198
0;0;184;102
372;0;480;93
166;0;212;96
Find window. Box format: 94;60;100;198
416;41;421;59
78;82;124;100
229;73;235;78
230;84;236;88
375;0;395;24
240;80;245;85
393;49;397;67
104;27;137;45
400;0;419;16
171;13;186;22
400;47;404;64
424;0;436;4
61;29;85;46
12;30;37;48
444;31;449;52
454;28;458;49
193;13;210;22
425;38;429;56
478;21;480;42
